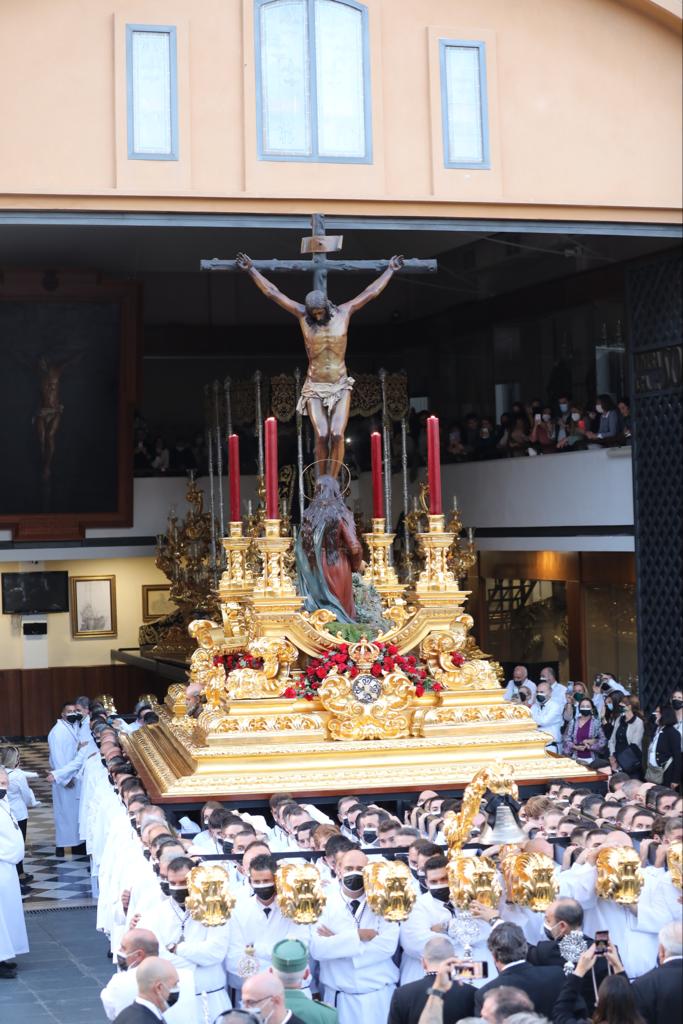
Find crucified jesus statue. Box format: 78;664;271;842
236;252;404;479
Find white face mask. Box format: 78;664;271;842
542;414;551;422
559;403;569;413
596;404;604;414
571;412;581;422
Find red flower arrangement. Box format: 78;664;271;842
284;642;448;700
213;651;264;673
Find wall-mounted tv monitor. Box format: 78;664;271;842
1;571;69;614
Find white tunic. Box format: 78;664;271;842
309;889;399;1024
399;891;494;986
5;768;37;823
576;864;659;978
0;798;29;962
140;897;232;1022
47;718;81;847
100;964;197;1022
530;700;565;749
227;892;312;989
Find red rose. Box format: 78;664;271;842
311;681;320;690
304;692;314;701
419;669;427;680
316;667;327;679
383;657;394;672
451;652;465;666
371;663;382;677
407;656;417;668
338;644;349;656
432;682;443;692
349;666;359;678
415;684;425;697
387;644;398;656
283;687;297;698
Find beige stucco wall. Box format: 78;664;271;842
0;0;680;222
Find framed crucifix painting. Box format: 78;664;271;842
0;270;140;541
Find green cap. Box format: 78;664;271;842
272;938;309;973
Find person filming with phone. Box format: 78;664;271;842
552;939;643;1024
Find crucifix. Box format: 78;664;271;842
201;213;437;479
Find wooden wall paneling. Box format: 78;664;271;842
566;581;588;683
579;552;636;585
479;550;580;583
0;670;25;737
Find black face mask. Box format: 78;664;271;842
409;865;419;880
536;695;548;705
160;880;170;897
672;699;683;710
221;838;234;855
362;829;377;845
170;885;188;906
573;692;583;701
342;872;365;894
543;923;558;942
417;871;428;893
152;862;160;876
0;788;6;801
579;709;592;718
252;883;276;903
166;989;180;1009
66;713;82;725
143;849;151;861
116;953;129;971
428;885;450;903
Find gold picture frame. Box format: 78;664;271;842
142;584;175;622
69;575;117;639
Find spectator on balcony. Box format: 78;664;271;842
530;406;558;453
562;698;608;768
511;401;531;433
151;436;170;473
646;705;682;787
585;394;619;444
462;413;480;455
556;394;573;439
510;684;534;708
445;421;466;461
475;417;499;460
563;681;590;726
530;680;565;751
617;396;632;444
134;429;152;473
609;695;645;777
496;411;512;453
169;438;197;474
556;403;589;450
539;666;567;705
504;665;537;702
508;413;532;456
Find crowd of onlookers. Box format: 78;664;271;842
504;667;682;786
440;395;632;464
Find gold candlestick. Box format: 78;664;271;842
415;514;458;592
362;518;405;602
253;520;298;598
219;521;253;600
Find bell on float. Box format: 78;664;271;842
486;804;527;844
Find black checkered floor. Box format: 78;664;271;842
15;742;95;909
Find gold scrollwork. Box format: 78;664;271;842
227;637;300;699
319;668;415;741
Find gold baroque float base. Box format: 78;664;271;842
124;690;595;801
124;515;596;800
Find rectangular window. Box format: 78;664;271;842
256;0;371;163
440;39;489;169
126;25;178;160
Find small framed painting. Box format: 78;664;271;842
142;584;174;622
70;576;117;639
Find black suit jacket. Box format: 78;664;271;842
387;974;475;1024
474;961;566;1018
113;1004;161;1024
631;958;683;1024
654;727;682;786
528;934;608;1012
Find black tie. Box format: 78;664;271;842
349;900;360;917
263;907;271;918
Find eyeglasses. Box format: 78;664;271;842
241;995;273;1011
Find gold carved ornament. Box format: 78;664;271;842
443;762;519;856
595;847;644;905
667;841;682;890
226;637;300;699
318;638;415;741
363;859;417;922
447;855;502;910
185;863;236;926
501;852;559;911
275;862;327;924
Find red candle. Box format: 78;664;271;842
370;431;384;519
427;416;442;514
228;434;241;522
265;417;279;519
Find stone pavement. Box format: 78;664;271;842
0;908;112;1023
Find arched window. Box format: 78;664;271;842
255;0;371;162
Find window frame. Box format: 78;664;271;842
126;23;179;161
254;0;372;164
439;38;490;170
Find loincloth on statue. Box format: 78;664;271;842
296;375;355;416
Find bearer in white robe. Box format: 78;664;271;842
46;704;82;850
140;856;231;1023
309;849;399;1024
0;770;29;973
399;854;494;986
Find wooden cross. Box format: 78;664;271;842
200;213;437;297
